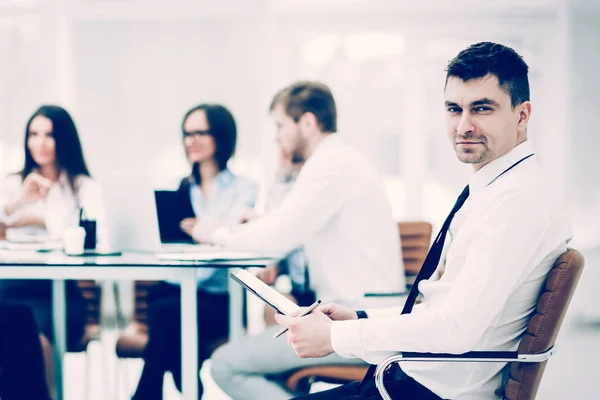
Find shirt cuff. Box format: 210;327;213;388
331;320;364;359
365;306;403;319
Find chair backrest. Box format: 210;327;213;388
75;280;102;325
503;249;584;400
133;281;159;324
398;221;432;287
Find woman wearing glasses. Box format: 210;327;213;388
132;104;257;400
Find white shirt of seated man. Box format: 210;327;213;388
192;85;406;310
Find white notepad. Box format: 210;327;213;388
230;269;300;316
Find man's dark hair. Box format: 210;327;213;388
446;42;530;108
269;81;337;133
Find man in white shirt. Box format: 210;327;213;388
276;43;573;400
206;81;406;400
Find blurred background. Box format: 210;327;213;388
0;0;598;398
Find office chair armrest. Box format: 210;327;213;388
374;347;556;400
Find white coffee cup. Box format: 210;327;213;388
64;227;86;255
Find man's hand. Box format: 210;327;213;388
275;309;334;358
239;209;261;224
189;216;229;244
318;303;359;321
277;147;303;180
256;264;278;285
180;218;197;237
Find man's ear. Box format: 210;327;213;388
299;112;318;131
517;101;532;130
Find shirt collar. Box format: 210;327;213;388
468;141;535;195
191;168;236;189
215;168;235;187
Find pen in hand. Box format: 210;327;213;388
273;300;321;339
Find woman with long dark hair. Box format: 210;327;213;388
0;104;105;240
132;103;257;400
0;105;106;393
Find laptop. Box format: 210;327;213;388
101;173;200;253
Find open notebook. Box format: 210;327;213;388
230;269;300;316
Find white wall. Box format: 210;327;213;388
0;1;598;303
565;0;600;319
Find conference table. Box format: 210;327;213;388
0;249;277;400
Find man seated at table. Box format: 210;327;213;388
189;81;406;400
275;42;573;400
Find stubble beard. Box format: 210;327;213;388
455;145;491;164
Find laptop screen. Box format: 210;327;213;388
154;190;196;244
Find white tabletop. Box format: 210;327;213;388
0;249;277;400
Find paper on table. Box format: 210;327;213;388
157;251;277;262
230;269;300;316
0;240;63;252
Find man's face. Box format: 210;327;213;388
270;104;309;163
444;74;530;170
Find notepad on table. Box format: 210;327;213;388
230;269;300;316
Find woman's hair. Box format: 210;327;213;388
22;105;91;192
181;104;237;184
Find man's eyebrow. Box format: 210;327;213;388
470;98;500;107
444;101;460;107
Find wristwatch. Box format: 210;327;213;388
356;310;368;319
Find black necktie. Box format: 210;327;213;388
361;184;470;383
401;184;470;314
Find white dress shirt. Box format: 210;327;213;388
330;141;573;399
211;134;406;308
0;172;108;246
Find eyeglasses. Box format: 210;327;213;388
183;130;211;138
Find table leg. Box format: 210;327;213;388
52;279;66;400
181;271;198;400
228;269;244;341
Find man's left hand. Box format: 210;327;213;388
189;216;230;244
275;309;334;358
